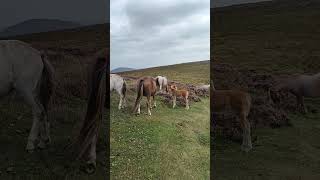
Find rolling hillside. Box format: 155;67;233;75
0;19;82;38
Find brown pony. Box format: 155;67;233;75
169;84;190;109
74;49;108;173
133;77;157;116
269;73;320;113
211;81;252;152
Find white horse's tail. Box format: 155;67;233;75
40;54;55;113
155;77;160;87
122;80;127;98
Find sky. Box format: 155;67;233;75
0;0;109;30
110;0;210;70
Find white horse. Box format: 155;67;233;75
0;40;54;152
270;73;320;113
155;75;168;92
110;74;127;109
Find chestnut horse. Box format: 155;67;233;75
133;77;157;116
75;49;107;173
169;84;190;109
269;73;320;113
211;81;253;152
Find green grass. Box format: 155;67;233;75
0;97;108;179
111;61;210;179
212;1;320;178
213;100;320;179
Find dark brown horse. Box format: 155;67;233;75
133;77;157;116
74;49;108;173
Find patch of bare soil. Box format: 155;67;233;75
212;62;292;140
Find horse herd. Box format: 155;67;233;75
212;71;320;152
110;74;190;116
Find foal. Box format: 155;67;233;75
211;81;252;152
133;77;157;116
169;84;190;109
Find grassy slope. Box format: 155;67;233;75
120;61;210;85
212;2;320;179
0;25;108;179
110;61;210;179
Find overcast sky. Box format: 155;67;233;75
111;0;210;70
0;0;109;30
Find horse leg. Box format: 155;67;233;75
137;102;141;115
86;133;97;173
239;112;252;152
153;95;156;108
185;96;189;110
147;96;152;116
296;95;307;114
118;94;123;110
38;110;51;149
19;90;42;152
173;96;176;108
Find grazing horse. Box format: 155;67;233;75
269;73;320;113
0;40;54;152
75;49;107;173
155;75;168;92
211;81;252;152
133;77;157;116
169;84;190;109
110;74;127;109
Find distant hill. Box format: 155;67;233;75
0;19;82;38
111;67;135;73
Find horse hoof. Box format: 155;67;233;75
241;145;252;152
26;148;34;153
26;143;35;153
38;141;49;149
82;162;96;174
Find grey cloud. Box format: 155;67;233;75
111;0;210;69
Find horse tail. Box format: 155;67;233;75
155;77;160;87
76;56;106;160
122;80;127;98
245;92;252;116
40;54;55;113
133;79;144;113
